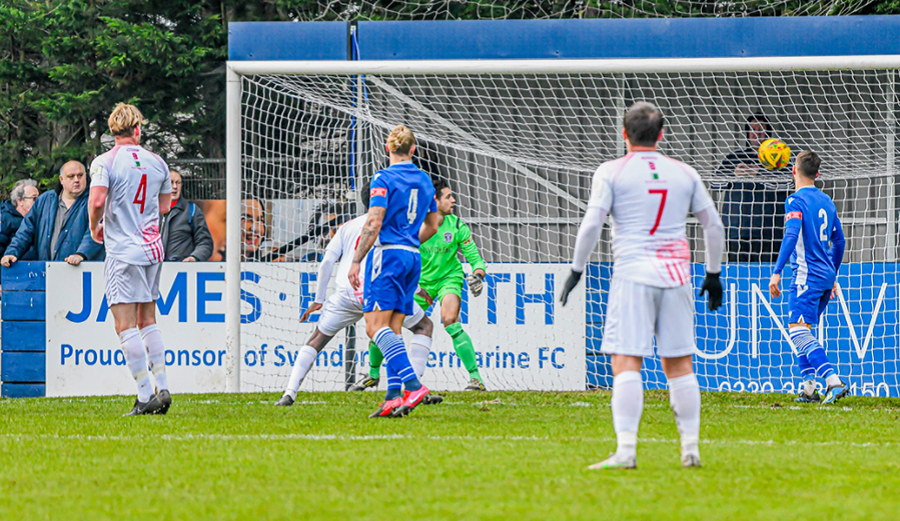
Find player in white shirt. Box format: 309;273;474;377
559;102;726;469
274;182;436;406
88;103;173;416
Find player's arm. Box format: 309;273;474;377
348;181;386;290
301;230;343;322
158;169;173;215
419;195;440;244
689;176;725;311
88;163;109;244
829;215;846;299
769;201;803;298
560;166;612;306
458;221;487;296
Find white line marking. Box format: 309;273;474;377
0;433;894;448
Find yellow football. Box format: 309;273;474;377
758;138;791;170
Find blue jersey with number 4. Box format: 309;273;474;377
369;161;437;248
784;186;842;290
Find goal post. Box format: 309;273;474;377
225;52;900;396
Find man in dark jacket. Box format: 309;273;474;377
0;179;40;258
161;170;213;261
715;113;793;263
1;161;104;267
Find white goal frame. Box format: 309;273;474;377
224;54;900;392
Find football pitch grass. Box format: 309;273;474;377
1;391;898;520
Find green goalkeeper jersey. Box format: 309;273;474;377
419;214;487;286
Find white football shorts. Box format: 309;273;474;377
316;290;427;337
601;276;696;358
103;256;162;306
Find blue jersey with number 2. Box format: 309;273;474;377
784;186;841;291
369;161;437;248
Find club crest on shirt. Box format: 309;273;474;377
444;232;453;243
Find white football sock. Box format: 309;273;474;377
803;379;817;395
120;328;152;402
140;324;168;392
611;371;643;459
825;374;843;388
668;372;701;456
285;345;318;399
409;334;432;379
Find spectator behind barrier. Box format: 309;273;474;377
1;160;105;267
715;113;792;263
0;179;40;258
161;170;213;261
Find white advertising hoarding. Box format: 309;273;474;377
45;262;585;397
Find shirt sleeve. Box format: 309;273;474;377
159;168;173;195
369;173;388;208
458;221;487;273
90;161;109;188
690;172;716;214
587;164;614;210
429;196;437;213
784;197;803;230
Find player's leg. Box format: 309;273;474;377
276;328;335;405
106;258;162;416
657;282;702;467
794;351;820;403
588;278;654;470
347;342;382;391
403;302;433;379
365;310;413;417
439;289;485;391
135;262;170;413
111;302;161;415
788;289;847;404
278;292;356;404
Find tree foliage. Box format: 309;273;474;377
0;0;894;191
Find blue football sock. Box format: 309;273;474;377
384;364;402;401
790;325;834;379
374;327;418;385
797;352;816;380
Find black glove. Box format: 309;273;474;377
559;269;583;307
699;271;723;311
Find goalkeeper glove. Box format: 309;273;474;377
467;272;485;297
559;269;583;307
699;271;723;311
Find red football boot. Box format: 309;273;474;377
368;396;404;418
391;385;430;417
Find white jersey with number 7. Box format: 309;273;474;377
589;150;715;288
90;145;172;266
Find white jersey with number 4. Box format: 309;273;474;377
590;150;715;288
90;145;172;266
326;215;368;302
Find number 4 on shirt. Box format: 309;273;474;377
133;174;147;214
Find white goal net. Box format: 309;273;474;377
231;57;899;397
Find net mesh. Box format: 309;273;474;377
288;0;876;21
239;66;899;396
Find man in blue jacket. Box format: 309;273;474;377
0;179;40;258
1;161;104;267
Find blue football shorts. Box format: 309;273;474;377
788;284;831;325
363;246;421;316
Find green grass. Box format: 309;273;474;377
1;391;899;520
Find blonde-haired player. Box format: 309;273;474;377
89;103;174;416
560;102;726;469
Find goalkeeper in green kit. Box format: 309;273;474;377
351;177;488;391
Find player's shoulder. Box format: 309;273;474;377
659;154;701;180
90;145;121;170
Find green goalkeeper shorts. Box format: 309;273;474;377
415;278;463;310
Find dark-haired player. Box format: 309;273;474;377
768;150;848;405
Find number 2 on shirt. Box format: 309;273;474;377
818;208;828;241
407;189;419;224
133;174;147;214
648;189;668;235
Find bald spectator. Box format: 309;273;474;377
1;161;104;267
0;179;40;258
161;170;213;261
